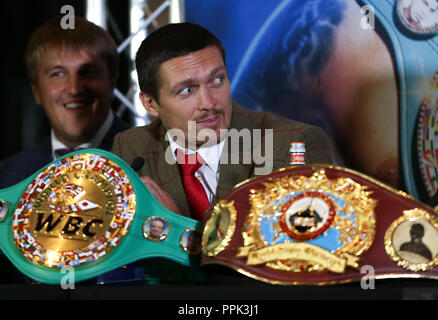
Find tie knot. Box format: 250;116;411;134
176;150;204;176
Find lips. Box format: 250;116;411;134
196;115;221;128
63;100;92;110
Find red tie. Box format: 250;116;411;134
176;150;210;221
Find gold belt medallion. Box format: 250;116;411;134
385;208;438;272
13;153;136;268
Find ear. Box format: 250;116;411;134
31;83;42;105
139;92;160;117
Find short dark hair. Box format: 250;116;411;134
135;22;226;102
25;16;119;84
410;223;425;239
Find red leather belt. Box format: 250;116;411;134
201;165;438;285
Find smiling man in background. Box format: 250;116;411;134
0;16;130;189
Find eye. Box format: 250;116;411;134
49;70;65;78
80;67;101;78
179;87;193;96
212;76;225;86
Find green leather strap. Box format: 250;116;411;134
0;149;202;284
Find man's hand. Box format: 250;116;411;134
140;176;182;214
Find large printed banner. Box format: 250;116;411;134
186;0;438;203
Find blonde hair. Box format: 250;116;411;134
25;16;119;84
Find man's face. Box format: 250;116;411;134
409;0;438;27
141;46;233;149
32;48;115;147
149;220;165;238
187;233;201;252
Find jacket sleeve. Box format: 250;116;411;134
266;121;335;172
301;125;335;165
110;132;122;157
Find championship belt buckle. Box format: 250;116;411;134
0;149;202;284
202;165;438;285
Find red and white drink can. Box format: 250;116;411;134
289;142;306;165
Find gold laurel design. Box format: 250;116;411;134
202;200;237;257
241;168;377;272
384;208;438;272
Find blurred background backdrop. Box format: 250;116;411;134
2;0;438;204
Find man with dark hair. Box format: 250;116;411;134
148;218;166;240
186;231;202;254
0;16;130;189
135;22;226;104
111;22;333;220
400;223;433;261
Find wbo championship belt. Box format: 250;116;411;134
0;149;202;284
201;164;438;285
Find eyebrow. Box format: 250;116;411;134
43;62;100;75
43;65;64;74
170;66;227;93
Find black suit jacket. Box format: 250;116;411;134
0;116;130;189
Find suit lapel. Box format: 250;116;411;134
216;103;255;200
26;137;53;176
99;116;131;151
142;122;191;217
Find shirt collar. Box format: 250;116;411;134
51;110;114;159
167;132;226;173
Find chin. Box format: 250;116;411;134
64;131;92;143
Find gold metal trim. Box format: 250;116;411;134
239;169;377;273
225;164;422;208
12;153;136;268
385;208;438;271
202;200;237;257
202;260;438;286
202;259;359;286
0;200;8;222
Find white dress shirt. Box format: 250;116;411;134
51;110;114;159
167;134;226;203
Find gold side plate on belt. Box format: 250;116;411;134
385;208;438;272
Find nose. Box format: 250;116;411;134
198;86;217;111
66;73;84;95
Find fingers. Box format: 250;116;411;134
140;176;182;214
141;176;159;196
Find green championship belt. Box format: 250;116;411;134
358;0;438;202
0;149;203;284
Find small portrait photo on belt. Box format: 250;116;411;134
180;229;202;255
143;216;170;242
396;0;438;35
392;219;438;265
